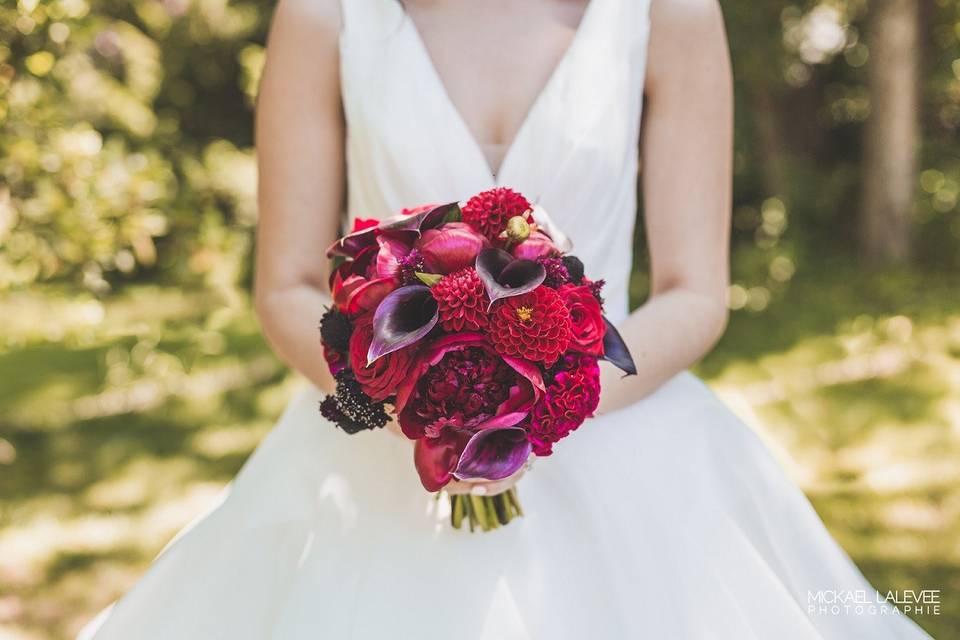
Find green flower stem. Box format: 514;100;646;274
449;488;522;532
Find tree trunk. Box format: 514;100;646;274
860;0;919;263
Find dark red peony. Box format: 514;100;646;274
528;354;601;455
395;334;541;438
347;316;415;401
461;187;531;243
558;283;606;356
394;333;543;489
432;267;490;332
488;286;572;366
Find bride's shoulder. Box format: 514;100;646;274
271;0;343;35
646;0;728;89
648;0;725;34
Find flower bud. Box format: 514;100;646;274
503;215;532;244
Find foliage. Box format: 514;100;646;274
0;0;957;638
0;0;268;293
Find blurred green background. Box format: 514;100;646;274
0;0;957;638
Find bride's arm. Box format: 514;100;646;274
254;0;344;394
596;0;733;413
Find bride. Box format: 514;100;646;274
80;0;933;638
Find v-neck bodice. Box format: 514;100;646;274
338;0;652;322
400;0;601;182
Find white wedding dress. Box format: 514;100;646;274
79;0;934;638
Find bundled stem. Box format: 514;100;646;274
449;488;522;532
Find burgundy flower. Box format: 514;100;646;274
397;249;426;285
322;343;348;376
415;222;489;274
585;277;606;305
413;428;471;491
538;256;571;288
330;244;396;314
326;217;380;259
331;272;395;315
558;283;606;356
431;267;489;332
374;234;414;281
320;370;390;434
461;187;531;242
488;286;572;366
511;231;559;261
348;316;416;401
529;354;601;455
394;333;543;490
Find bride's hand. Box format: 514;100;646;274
443;465;526;496
385;417;527;496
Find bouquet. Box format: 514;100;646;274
319;188;636;531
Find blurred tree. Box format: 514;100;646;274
860;0;920;263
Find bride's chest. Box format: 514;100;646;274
338;0;648;201
402;0;591;150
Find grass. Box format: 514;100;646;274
0;266;957;639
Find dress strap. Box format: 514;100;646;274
338;0;405;40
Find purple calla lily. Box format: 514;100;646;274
325;225;378;259
378;202;461;236
367;285;438;365
454;426;532;482
601;315;637;376
475;248;546;308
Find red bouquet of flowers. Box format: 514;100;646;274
319;188;635;531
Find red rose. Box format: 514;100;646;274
351;217;379;233
558;284;605;356
348;316;415;401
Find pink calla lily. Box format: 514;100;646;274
511;231;560;261
375;235;414;280
416;222;489;274
413;428;471;492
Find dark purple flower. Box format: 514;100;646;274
537;256;571;288
397;249;427;285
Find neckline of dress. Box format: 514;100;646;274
399;0;602;187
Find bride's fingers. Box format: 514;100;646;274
444;469;525;496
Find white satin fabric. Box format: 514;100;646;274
79;0;932;637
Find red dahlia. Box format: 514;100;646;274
488;286;572;365
432;267;490;332
461;187;531;242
